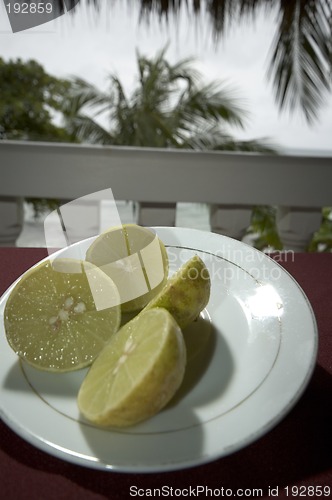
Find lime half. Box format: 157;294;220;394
4;258;121;372
78;307;186;427
86;224;169;312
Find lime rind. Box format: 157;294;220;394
143;255;211;329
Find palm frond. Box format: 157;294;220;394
176;81;247;131
181;122;225;149
206;0;236;34
67;114;113;144
183;122;276;152
268;0;332;123
214;137;278;153
135;51;171;112
135;0;332;123
166;57;201;87
109;75;129;106
63;77;110;117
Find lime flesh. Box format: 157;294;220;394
86;224;169;313
4;258;121;372
77;307;186;427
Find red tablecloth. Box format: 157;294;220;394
1;248;331;499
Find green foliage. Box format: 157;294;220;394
0;57;73;142
25;198;60;219
308;208;332;252
247;206;283;251
247;206;332;253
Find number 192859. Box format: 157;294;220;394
6;3;53;14
285;485;331;496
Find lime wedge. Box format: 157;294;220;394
4;258;121;372
86;224;169;312
77;307;186;427
143;255;211;329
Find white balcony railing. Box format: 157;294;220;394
1;140;331;250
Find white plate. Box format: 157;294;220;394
0;228;317;472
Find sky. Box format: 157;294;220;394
1;0;332;154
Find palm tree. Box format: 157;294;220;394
62;47;274;152
62;47;281;249
63;0;332;124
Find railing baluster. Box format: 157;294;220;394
137;202;177;227
0;197;24;246
276;206;323;251
209;204;252;241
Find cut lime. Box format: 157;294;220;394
86;224;169;313
77;307;186;427
143;255;211;329
4;258;121;372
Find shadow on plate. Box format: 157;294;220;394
169;315;234;408
3;359;86;399
78;406;204;470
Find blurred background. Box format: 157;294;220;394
1;0;331;251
